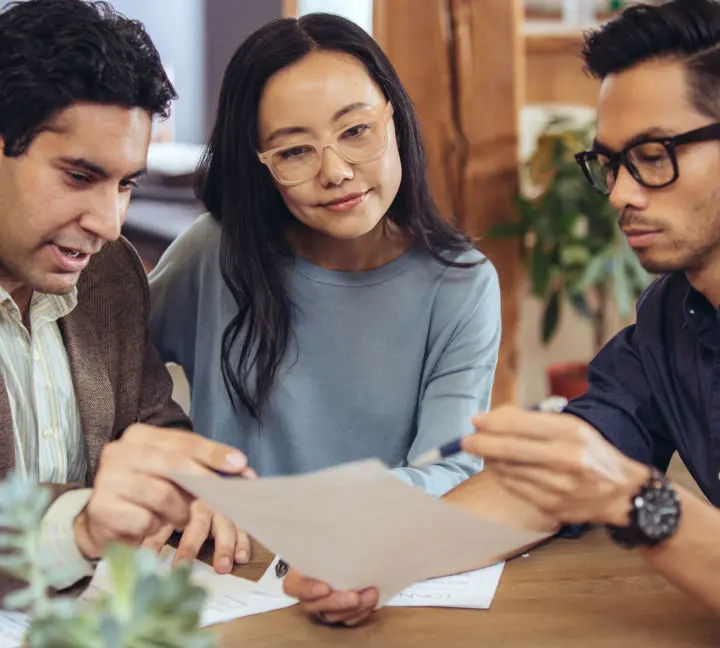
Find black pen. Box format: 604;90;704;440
408;396;568;468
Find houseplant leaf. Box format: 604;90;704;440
542;291;561;344
515;116;649;358
575;248;611;292
560;243;591;267
485;220;522;239
531;247;553;297
3;586;36;610
568;291;593;319
0;472;217;648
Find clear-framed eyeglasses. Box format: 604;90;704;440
575;123;720;196
257;102;394;186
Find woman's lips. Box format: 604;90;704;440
321;191;370;212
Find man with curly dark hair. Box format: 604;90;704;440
0;0;254;599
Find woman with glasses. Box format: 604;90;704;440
148;13;500;499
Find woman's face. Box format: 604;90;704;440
257;50;402;241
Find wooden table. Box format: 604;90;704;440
214;528;719;647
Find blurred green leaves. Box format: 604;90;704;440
488;120;652;349
0;473;215;648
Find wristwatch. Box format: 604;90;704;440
607;467;681;549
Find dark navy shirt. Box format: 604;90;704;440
565;271;720;507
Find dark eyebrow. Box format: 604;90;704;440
264;102;373;147
58;156;147;180
594;127;678;154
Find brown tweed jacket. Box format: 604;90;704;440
0;237;191;596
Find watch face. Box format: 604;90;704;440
636;488;680;541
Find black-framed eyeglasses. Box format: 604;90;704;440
574;123;720;196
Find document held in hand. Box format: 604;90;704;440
173;459;550;606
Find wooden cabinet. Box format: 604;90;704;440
524;25;601;106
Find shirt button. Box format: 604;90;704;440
33;349;41;361
41;428;55;439
689;309;696;316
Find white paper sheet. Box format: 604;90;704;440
173;459;550;606
256;556;504;610
255;555;294;599
386;562;505;609
0;610;28;648
80;546;297;627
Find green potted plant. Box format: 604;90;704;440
488;117;652;399
0;471;216;648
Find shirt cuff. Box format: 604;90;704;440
390;453;484;498
40;489;96;590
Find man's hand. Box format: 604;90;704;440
143;500;252;574
283;570;378;626
460;406;650;526
73;424;252;561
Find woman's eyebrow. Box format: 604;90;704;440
265;102;373;147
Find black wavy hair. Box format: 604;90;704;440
198;13;478;420
583;0;720;120
0;0;176;156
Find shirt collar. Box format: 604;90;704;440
682;279;720;348
0;285;78;324
682;284;713;326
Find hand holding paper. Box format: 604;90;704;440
172;459;550;607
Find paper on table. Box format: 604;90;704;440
255;556;505;610
386;562;505;609
255;555;293;599
173;459;550;606
0;610;28;648
80;546;297;627
0;553;298;647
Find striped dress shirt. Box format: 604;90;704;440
0;286;87;484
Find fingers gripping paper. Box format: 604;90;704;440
173;460;549;606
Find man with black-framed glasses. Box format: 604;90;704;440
455;0;720;616
576;122;720;197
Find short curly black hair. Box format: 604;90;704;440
0;0;177;156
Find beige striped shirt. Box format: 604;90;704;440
0;286;86;484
